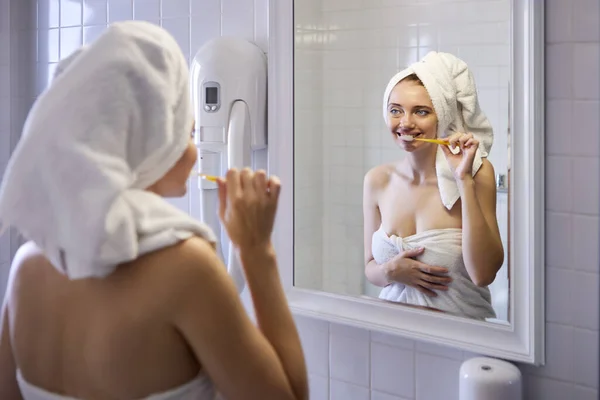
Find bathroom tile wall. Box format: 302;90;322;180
0;0;597;399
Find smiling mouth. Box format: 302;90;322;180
397;132;422;141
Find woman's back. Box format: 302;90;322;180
8;241;206;399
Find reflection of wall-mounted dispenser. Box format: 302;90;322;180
191;37;267;293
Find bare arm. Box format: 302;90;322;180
171;238;308;400
457;159;504;286
363;168;389;287
0;297;22;399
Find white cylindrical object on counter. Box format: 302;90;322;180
459;357;522;400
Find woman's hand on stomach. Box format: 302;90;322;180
383;247;452;297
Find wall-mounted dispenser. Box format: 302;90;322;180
191;37;267;293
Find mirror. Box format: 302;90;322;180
269;0;543;364
293;1;511;323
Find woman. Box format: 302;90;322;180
363;52;504;320
0;21;308;400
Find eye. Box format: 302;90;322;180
415;109;429;116
389;108;402;116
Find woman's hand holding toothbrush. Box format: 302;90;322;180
440;131;480;181
216;168;281;252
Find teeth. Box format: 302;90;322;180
400;135;414;142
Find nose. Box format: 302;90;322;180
400;114;415;129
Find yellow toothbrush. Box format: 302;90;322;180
413;137;450;145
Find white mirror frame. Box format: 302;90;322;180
268;0;545;365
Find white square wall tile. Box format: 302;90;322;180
570;271;599;331
545;212;572;268
190;14;220;56
571;215;600;273
545;0;571;43
161;18;190;55
572;157;599;215
161;0;189;19
545;44;573;99
545;156;572;212
330;379;369;400
545;267;573;325
571;101;599;157
371;343;414;398
133;0;160;22
61;0;83;27
309;374;329;400
83;25;107;44
573;43;600;100
525;376;575;400
83;0;108;26
572;328;599;388
329;324;370;386
295;315;329;377
221;0;254;41
415;353;461;400
190;0;220;16
545;99;572;156
572;0;600;42
572;386;598;400
38;0;61;29
60;26;83;59
38;29;60;63
108;0;133;22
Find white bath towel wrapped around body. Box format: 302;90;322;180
373;226;496;320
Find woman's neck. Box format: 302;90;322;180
405;145;438;183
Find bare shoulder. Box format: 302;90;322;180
11;241;45;267
151;236;223;282
8;241;48;285
156;237;229;300
364;163;394;192
474;158;497;191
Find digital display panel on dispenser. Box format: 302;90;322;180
206;87;218;104
203;82;220;112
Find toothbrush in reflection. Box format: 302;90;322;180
401;136;450;145
413;137;450;145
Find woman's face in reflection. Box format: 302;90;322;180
386;79;438;152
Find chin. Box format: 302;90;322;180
396;140;418;152
165;186;188;198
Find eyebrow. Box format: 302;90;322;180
388;103;433;110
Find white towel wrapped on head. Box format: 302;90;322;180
0;21;216;279
382;51;494;210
